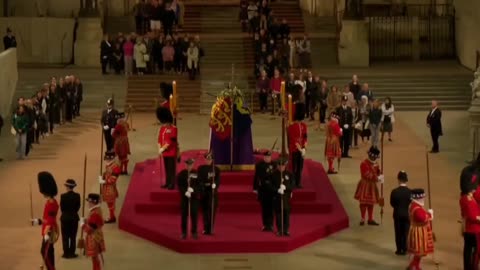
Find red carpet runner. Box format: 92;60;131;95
119;150;349;253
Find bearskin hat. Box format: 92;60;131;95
160;82;173;100
411;188;425;200
460;163;479;195
368;146;380;159
294;103;306;121
156;106;173;124
38;171;58;197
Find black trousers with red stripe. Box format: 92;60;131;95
41;239;55;270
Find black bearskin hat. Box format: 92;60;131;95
156;106;173;124
411;188;425;200
160;82;173;99
294;103;306;121
38;171;58;197
368;146;380;159
86;193;101;204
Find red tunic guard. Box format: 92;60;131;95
407;199;434;270
101;155;121;223
158;123;178;189
354;146;382;225
113;119;131;174
287;119;307;188
83;195;106;270
324;117;342;174
460;193;480;270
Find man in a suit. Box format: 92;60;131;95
336;95;353;158
100;34;113;74
426;100;442;153
390;170;411;256
101;98;119;151
60;179;81;258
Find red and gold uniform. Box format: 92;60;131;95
407;199;434;270
324;117;342;174
83;198;106;270
113;119;131;174
158;123;178;189
41;198;59;270
354;148;381;225
287;103;307;188
102;158;121;222
460;191;480;270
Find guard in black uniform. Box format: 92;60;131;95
198;151;221;235
389;170;411;255
60;179;81;258
272;157;295;237
253;151;276;232
177;158;202;240
100;98;119;151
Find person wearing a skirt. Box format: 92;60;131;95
380;97;395;141
296;34;311;72
358;95;371;142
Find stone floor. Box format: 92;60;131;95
0;67;471;270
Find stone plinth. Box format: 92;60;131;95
338;20;369;67
74;18;102;67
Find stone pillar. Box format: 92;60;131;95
79;0;99;16
338;20;370;67
411;16;420;61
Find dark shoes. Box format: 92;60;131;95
276;231;290;237
261;226;273;232
202;230;212;235
62;254;78;259
360;221;365;226
327;170;338;175
395;250;407;256
368;220;380;226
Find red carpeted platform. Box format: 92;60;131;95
118;150;349;253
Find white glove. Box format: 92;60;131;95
158;148;165;155
300;148;306;157
343;124;349;129
79;217;85;227
428;209;434;220
31;218;40;226
187;187;194;193
185;191;191;198
43;234;50;242
280;184;286;191
377;175;384;183
278;188;284;195
103;125;109;130
99;178;106;184
212;183;216;190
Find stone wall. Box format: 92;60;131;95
8;0;80;17
0;49;18;119
454;0;480;70
0;17;75;64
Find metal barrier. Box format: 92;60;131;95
368;5;455;61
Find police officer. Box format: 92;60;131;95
253;151;276;232
272;157;295;236
100;98;118;151
198;151;220;235
177;158;202;240
60;179;81;258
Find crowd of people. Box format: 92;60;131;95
11;75;83;160
132;0;183;36
100;31;203;80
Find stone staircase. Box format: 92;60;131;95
269;1;305;34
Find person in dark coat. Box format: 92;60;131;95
198;151;221;235
177;158;202;239
272;156;295;237
253;151;276;232
74;78;83;117
426;100;442;153
3;27;17;50
100;98;119;151
390;170;411;256
60;179;81;258
100;34;113;74
336;95;353;158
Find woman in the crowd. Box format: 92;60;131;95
134;37;147;75
123;36;134;76
186;41;199;80
326;85;341;117
358;95;371;142
351;102;360;148
12;105;28;159
288;36;296;70
173;34;184;74
47;84;58;134
369;99;383;148
296;34;311;72
57;78;66;124
318;80;329;124
162;39;175;73
152;34;165;73
112;42;124;74
381;97;395;141
342;85;355;108
256;69;270;113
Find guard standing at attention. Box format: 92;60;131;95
156;106;178;190
177;158;202;239
253;151;276;232
272;157;295;237
60;179;81;258
100;98;118;152
99;151;121;223
389;171;411;256
287;103;307;188
80;193;106;270
198;151;221;235
31;171;59;270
